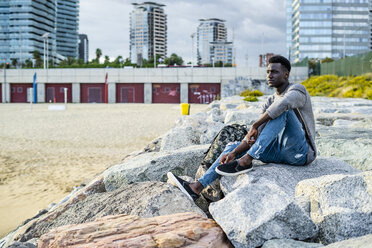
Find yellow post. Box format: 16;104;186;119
180;103;190;115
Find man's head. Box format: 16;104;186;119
267;55;291;89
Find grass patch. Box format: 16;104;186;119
243;96;259;102
302;74;372;100
240;89;264;97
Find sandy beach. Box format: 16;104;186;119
0;103;208;238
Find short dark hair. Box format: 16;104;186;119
268;55;291;72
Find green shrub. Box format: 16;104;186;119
302;74;372;99
243;96;258;102
240;89;264;97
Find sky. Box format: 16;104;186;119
79;0;287;67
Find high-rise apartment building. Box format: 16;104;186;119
0;0;79;66
130;2;167;65
56;0;79;59
197;18;233;65
289;0;371;62
78;34;89;63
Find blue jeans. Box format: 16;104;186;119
198;110;309;188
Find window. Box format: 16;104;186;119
17;87;23;93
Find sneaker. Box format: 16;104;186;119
215;160;253;176
167;172;199;201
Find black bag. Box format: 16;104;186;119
201;124;248;168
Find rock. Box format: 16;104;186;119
262;239;324;248
324;233;372;248
103;144;209;191
295;171;372;245
15;181;206;243
315;126;372;171
207;158;359;247
38;212;232;248
7;242;36;248
219;157;359;196
160;127;201;151
224;108;260;125
209;180;318;248
206;107;224;123
199;121;225;144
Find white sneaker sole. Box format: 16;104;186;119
215;166;252;176
167;172;194;201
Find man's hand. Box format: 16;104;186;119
220;152;236;164
246;126;258;145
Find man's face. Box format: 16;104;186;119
266;63;289;88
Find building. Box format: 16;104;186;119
0;0;79;66
286;0;293;60
259;53;274;67
129;2;167;65
197;18;233;65
56;0;79;59
79;34;89;63
290;0;371;63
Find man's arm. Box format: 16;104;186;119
219;112;272;164
246;112;272;145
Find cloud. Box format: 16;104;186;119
80;0;287;66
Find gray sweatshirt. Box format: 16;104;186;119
260;83;317;164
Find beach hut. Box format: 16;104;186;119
45;83;72;103
116;83;144;103
10;83;33;103
188;83;220;104
80;83;105;103
152;83;180;103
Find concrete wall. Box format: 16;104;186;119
1;67;308;103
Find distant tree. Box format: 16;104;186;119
33;50;42;67
321;57;334;64
11;58;17;67
25;59;32;68
104;55;110;64
95;48;102;63
164;53;183;66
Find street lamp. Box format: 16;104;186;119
191;33;195;67
42;32;50;69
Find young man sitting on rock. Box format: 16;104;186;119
168;55;317;202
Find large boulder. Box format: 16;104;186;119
209;180;318;248
262;239;324;248
219;157;359;196
315;126;372;171
38;212;233;248
224;108;261;126
14;181;206;243
324;233;372;248
209;157;359;247
103;144;209;191
160;126;201;151
295;171;372;245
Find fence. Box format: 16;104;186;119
321;51;372;76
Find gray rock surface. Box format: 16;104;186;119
16;181;206;242
160;126;201;151
324;233;372;248
219;157;359;196
262;239;324;248
295;171;372;245
103;144;209;191
209;180;318;248
224;109;260;126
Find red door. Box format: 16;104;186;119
152;83;180;103
81;84;105;103
11;83;33;103
116;83;144;103
188;83;220;104
45;84;72;103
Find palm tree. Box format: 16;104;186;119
96;48;102;63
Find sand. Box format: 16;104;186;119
0;103;208;238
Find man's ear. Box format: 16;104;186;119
285;72;289;79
